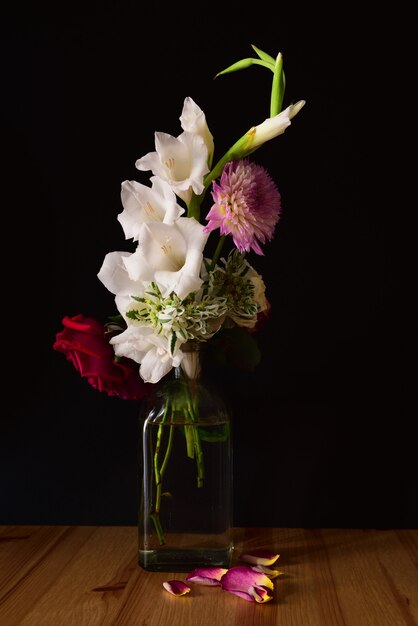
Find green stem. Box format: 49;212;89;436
270;53;284;117
186;380;205;488
151;403;173;545
149;365;206;546
210;234;225;270
150;512;164;545
184;424;195;458
188;113;264;223
155;423;175;514
192;424;204;487
154;404;169;485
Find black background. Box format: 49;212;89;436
1;2;416;528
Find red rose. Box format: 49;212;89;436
53;314;150;401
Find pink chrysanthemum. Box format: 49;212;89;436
204;158;281;255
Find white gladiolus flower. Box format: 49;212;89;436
135;131;209;205
122;217;209;300
154;217;209;299
118;176;184;240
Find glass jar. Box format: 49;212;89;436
138;346;233;571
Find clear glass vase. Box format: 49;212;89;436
138;347;233;572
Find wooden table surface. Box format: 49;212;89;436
0;526;417;625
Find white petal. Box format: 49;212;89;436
141;333;182;382
150;177;185;224
288;99;306;119
252;100;306;149
123;222;187;282
135;130;209;202
115;293;136;316
180;97;214;163
155;257;203;299
136;132;190;190
97;251;138;296
110;326;150;364
119;180;162;238
110;327;167;382
155;217;209;299
140;347;173;383
135;141;167;178
176;132;209;195
176;216;209;250
118;178;183;240
248;269;268;312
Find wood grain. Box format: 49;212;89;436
0;526;417;625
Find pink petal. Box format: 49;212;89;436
251;564;284;579
224;586;274;603
248;585;274;603
186;567;228;586
162;580;191;596
224;589;255;602
240;549;280;566
221;565;274;594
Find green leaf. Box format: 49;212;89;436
198;423;230;442
170;332;177;356
207;326;261;372
251;44;276;65
215;57;274;79
107;314;125;326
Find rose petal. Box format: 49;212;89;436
221;565;274;597
240;549;280;566
251;564;284;579
248;585;274;603
222;578;274;603
186;567;228;586
162;580;191;596
224;589;254;602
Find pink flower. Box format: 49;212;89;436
204;158;281;255
53;314;151;401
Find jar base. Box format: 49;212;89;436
138;545;233;572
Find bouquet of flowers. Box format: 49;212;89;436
54;44;305;397
54;44;305;581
